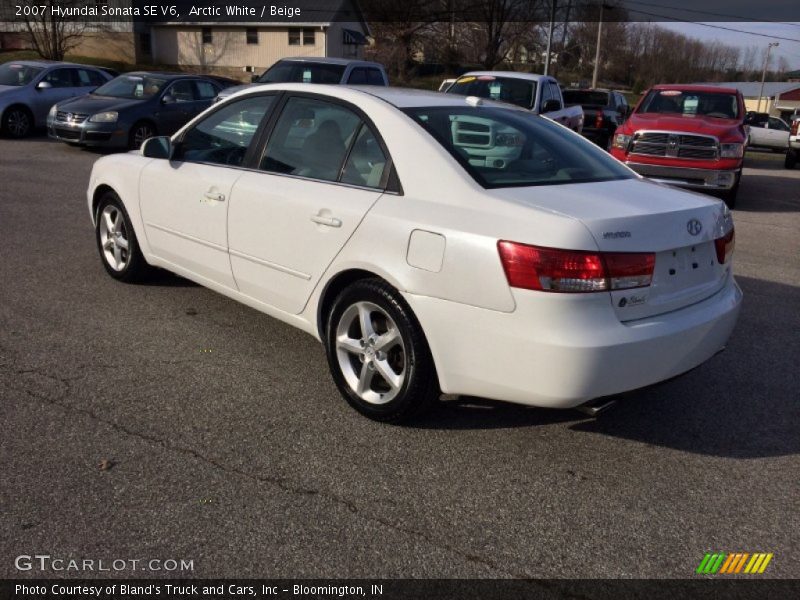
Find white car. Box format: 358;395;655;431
747;114;791;152
86;84;742;422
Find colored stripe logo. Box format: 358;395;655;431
697;552;773;574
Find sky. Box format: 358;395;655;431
657;22;800;71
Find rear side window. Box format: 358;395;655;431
177;95;274;166
366;69;384;86
260;97;362;183
195;80;219;100
404;106;633;189
77;68;106;86
341;125;387;188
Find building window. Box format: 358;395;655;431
289;28;315;46
138;32;152;56
202;27;213;45
246;28;258;45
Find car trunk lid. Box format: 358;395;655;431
492;178;734;321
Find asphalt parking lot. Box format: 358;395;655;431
1;137;798;580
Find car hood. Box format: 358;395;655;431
56;94;146;113
626;113;743;140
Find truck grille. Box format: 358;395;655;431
56;111;89;124
631;131;718;160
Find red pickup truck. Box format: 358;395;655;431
610;85;746;208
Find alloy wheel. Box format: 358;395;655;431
7;110;30;137
98;205;130;271
335;301;406;405
132;124;154;148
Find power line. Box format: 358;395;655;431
621;0;800;29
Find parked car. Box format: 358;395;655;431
444;71;584;132
562;88;629;150
785;116;799;169
438;78;456;92
744;112;790;152
0;60;113;138
610;85;747;208
86;84;740;422
48;71;226;149
215;57;389;103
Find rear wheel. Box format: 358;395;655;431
2;106;33;138
785;150;798;169
95;191;153;282
325;279;439;423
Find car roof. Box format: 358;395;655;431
276;57;382;67
119;71;205;80
460;71;552;82
239;83;523;109
4;60;99;69
651;84;740;95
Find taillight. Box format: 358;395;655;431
595;112;604;129
714;228;735;264
498;241;655;293
791;120;799;136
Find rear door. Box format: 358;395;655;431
227;94;390;313
139;93;277;288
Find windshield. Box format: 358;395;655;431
446;76;536;110
562;90;609;107
0;63;43;86
93;74;168;99
258;62;346;84
638;90;740;119
404;106;633;189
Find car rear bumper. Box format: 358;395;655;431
47;121;127;147
625;161;739;191
405;275;742;408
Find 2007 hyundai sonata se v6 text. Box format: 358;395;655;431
86;84;741;422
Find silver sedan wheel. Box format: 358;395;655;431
335;301;406;405
7;109;30;137
98;205;130;271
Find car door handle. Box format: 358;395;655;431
310;214;342;227
203;191;225;202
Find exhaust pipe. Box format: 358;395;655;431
576;398;617;417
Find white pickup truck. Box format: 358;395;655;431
443;71;584;132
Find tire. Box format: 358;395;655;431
325;279;439;423
720;171;741;209
94;191;153;282
785;150;798;170
128;121;156;150
2;105;33;138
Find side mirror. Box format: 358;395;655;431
542;99;562;113
36;81;52;90
141;136;173;159
161;94;176;105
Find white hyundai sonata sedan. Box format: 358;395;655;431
86;84;741;422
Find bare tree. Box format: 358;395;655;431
21;0;87;60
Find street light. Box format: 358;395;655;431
757;42;779;113
592;2;613;89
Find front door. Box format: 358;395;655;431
139;94;277;289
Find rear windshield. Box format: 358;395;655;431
404;106;633;189
638;90;740;119
562;90;609;106
93;75;168;99
446;76;536;110
258;62;346;84
0;63;43;86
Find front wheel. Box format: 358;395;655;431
95;191;153;282
325;279;439;423
128;121;156;150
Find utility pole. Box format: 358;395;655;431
757;42;779;113
591;2;606;89
544;0;556;76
